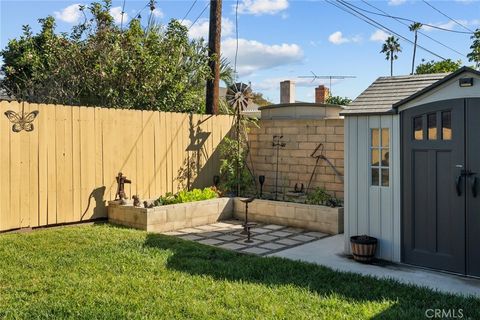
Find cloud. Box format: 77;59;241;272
422;19;478;32
110;6;128;24
328;31;362;45
328;31;348;44
388;0;406;5
152;8;164;18
54;4;82;24
370;29;390;42
222;38;303;76
181;17;234;39
237;0;289;15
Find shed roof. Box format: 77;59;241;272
342;73;448;115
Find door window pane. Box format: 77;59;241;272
371;149;380;166
381;128;389;147
381;169;389;186
428;113;437;140
371;168;379;186
381;150;389;166
414;116;423;140
442;111;452;140
371;128;380;147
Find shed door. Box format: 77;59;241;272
466;98;480;277
402;99;466;274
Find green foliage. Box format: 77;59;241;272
154;187;218;206
251;91;273;107
1;225;479;319
306;187;343;208
380;36;401;76
176;187;219;203
415;59;463;74
468;28;480;69
326;95;352;106
219;136;255;196
0;0;215;113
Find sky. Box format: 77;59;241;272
1;0;479;103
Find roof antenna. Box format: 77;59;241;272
298;72;356;95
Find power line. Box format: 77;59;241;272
189;2;210;30
327;0;446;60
360;0;467;58
338;1;473;35
181;0;198;23
422;0;474;33
133;2;149;20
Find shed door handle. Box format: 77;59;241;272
456;175;462;196
471;176;478;198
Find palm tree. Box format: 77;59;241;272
381;36;402;76
409;22;422;74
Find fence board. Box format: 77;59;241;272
0;101;233;231
8;102;21;229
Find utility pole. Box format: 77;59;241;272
205;0;222;115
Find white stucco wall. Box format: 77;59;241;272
344;114;401;262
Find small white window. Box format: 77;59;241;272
370;128;389;187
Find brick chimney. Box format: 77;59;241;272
280;80;296;104
315;85;330;104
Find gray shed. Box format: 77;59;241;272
343;67;480;276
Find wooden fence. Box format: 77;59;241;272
0;101;234;232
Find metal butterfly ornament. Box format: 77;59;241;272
4;102;39;132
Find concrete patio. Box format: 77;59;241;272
270;234;480;298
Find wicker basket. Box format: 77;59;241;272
350;235;377;263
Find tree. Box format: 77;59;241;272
409;22;422;75
250;92;272;107
0;0;224;113
468;28;480;69
381;36;402;76
326;95;351;106
415;59;462;74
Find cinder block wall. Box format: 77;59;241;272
248;119;344;199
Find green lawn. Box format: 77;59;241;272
0;224;478;319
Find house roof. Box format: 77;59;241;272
341;73;449;115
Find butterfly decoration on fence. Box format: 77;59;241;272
4;102;39;132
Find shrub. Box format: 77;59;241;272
306;188;343;208
154;187;218;206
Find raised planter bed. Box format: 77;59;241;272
233;198;343;235
108;197;343;235
108;198;232;233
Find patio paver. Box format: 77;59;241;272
162;219;328;256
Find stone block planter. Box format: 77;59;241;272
108;198;233;233
108;197;343;235
233;198;343;234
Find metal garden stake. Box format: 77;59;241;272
240;197;256;243
272;136;286;200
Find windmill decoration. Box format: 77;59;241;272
4;101;39;132
226;82;252;196
226;82;252;113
